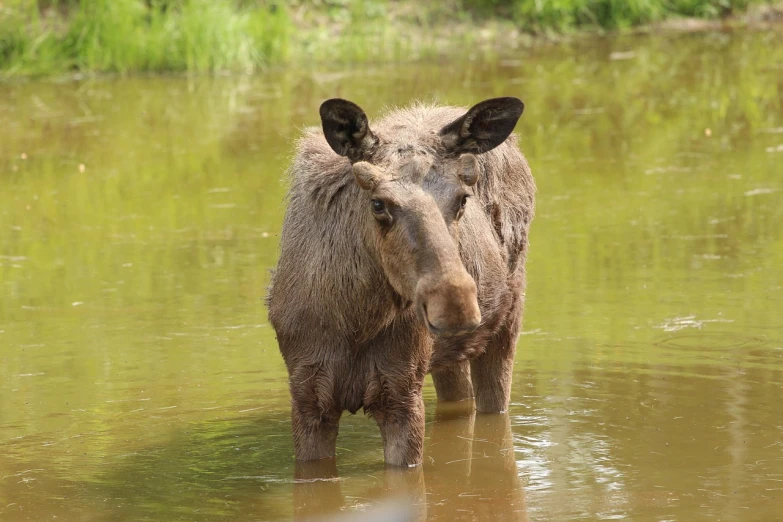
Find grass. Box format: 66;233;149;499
0;0;778;76
0;0;291;75
463;0;770;30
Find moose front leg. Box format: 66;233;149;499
366;374;426;467
289;364;342;461
378;394;425;466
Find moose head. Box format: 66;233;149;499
320;97;524;336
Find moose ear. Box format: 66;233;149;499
439;97;524;155
320;99;377;162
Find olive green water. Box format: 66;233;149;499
2;30;782;521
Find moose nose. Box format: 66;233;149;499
416;273;481;337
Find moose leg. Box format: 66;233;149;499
471;288;524;413
367;373;426;467
431;361;473;402
379;393;425;467
289;364;342;460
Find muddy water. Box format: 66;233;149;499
1;30;782;521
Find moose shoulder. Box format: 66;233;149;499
267;98;535;466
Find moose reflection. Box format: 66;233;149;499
293;403;527;521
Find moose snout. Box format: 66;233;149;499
416;272;481;337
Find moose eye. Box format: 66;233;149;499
460;195;470;209
371;199;386;213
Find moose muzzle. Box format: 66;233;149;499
415;270;481;337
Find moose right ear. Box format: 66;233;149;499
320;99;378;163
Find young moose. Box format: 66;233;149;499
267;97;535;466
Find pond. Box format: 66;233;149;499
1;29;782;521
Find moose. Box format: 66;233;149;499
267;97;535;466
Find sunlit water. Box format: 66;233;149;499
1;30;782;521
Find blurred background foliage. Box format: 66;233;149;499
0;0;779;75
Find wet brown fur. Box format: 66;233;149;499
267;100;535;466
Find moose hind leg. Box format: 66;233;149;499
290;365;342;460
431;360;473;402
471;291;524;413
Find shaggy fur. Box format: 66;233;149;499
267;98;535;466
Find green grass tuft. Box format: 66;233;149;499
1;0;290;76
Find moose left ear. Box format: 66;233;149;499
439;97;524;155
